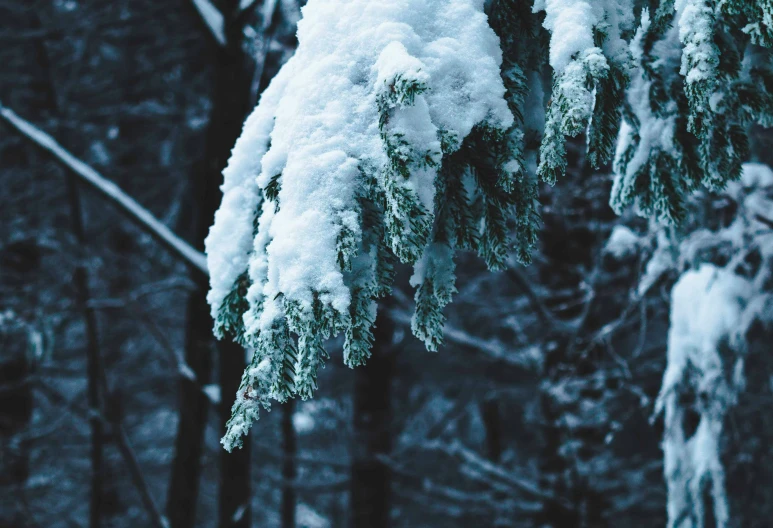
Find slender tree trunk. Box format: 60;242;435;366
0;334;33;528
351;301;395;528
213;4;258;528
167;290;213;528
536;383;577;527
218;341;252;528
281;399;297;528
66;173;104;528
0;11;53;527
168;2;257;526
480;395;503;463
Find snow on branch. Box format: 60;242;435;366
210;0;528;452
0;103;208;277
611;2;773;222
656;264;750;528
646;163;773;526
535;0;634;181
191;0;226;46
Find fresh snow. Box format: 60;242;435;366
207;0;513;335
205;73;288;322
534;0;634;74
651;163;773;527
676;0;719;88
610;9;681;220
208;0;515;451
657;264;752;528
604;225;640;258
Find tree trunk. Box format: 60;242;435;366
66;174;104;528
213;4;258;528
480;396;503;463
0;331;34;528
281;399;297;528
166;290;213;528
536;384;578;527
167;2;257;527
218;341;252;528
351;301;396;528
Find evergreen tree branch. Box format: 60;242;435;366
0;103;208;277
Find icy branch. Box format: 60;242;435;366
0;103;208;277
191;0;226;46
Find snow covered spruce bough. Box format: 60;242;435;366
207;0;528;451
205;0;772;452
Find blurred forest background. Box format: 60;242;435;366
2;1;773;528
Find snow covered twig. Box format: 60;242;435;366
0;102;208;276
191;0;226;46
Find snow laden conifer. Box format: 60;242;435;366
646;164;773;527
611;0;773;223
534;0;635;182
207;0;773;452
207;0;533;451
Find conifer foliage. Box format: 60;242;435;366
611;0;773;223
206;0;772;451
208;0;525;451
645;164;773;527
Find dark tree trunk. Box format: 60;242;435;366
536;341;609;528
66;174;104;528
0;334;34;528
536;384;578;527
535;341;578;528
480;396;503;463
167;290;213;528
218;340;252;528
351;301;396;528
168;4;256;528
0;11;56;527
213;4;258;528
168;1;285;526
281;399;297;528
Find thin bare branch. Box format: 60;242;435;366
0;103;208;276
424;440;557;502
191;0;227;46
112;422;171;528
258;471;350;493
389;307;532;368
755;213;773;230
504;267;564;331
35;382;170;528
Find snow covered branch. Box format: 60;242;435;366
191;0;226;46
200;0;772;454
646;164;773;526
0;103;208;277
211;0;529;451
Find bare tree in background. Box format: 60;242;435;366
169;2;295;527
168;2;255;527
351;301;397;528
